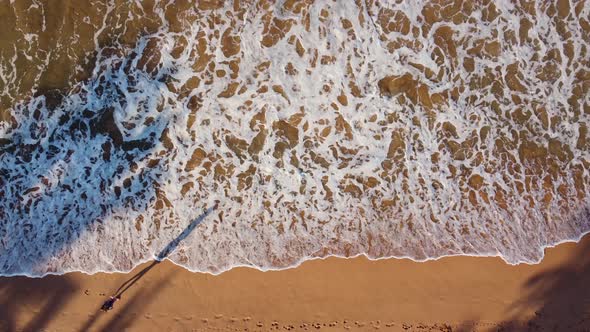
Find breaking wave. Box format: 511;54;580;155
1;0;589;276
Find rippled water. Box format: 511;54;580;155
1;0;589;276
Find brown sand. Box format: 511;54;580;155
0;234;589;332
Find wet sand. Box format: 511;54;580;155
1;233;589;331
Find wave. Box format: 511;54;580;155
1;0;589;277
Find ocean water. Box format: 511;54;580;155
0;0;589;277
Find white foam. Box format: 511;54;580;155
1;0;589;277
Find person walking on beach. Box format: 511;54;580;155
101;295;121;312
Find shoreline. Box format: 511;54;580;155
4;230;590;279
1;233;589;331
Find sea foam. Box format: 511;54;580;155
0;0;589;276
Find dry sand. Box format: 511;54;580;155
0;234;589;332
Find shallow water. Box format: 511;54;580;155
0;0;589;276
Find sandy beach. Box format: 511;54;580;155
2;1;590;331
0;233;588;331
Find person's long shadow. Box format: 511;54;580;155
114;204;217;298
78;204;216;331
100;277;173;331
